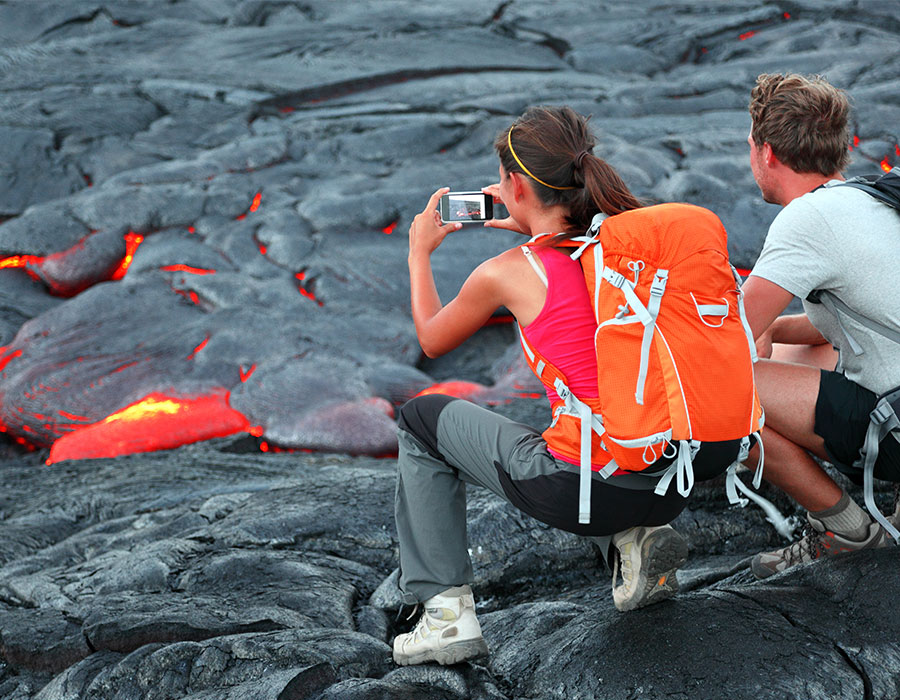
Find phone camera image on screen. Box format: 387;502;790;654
440;192;493;223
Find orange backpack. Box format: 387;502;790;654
518;203;764;524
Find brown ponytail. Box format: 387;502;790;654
494;106;643;241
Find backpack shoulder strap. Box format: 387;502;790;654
831;166;900;212
808;290;900;348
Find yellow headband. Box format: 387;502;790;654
507;126;576;191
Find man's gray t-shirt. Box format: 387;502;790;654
750;180;900;395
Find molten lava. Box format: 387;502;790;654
160;265;216;275
111;232;144;281
46;390;253;464
186;335;210;360
295;272;323;306
0;347;23;373
381;220;398;234
415;380;488;401
0;255;42;282
237;192;263;220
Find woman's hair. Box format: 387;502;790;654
749;73;851;176
494;106;643;240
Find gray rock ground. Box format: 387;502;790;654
0;1;899;698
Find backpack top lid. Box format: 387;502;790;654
596;203;734;293
599;202;729;264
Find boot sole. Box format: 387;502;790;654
615;528;689;612
393;638;489;666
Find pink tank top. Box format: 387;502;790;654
520;245;598;408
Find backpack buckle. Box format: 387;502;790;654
872;400;896;425
603;269;626;288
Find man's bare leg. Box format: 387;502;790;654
750;358;842;511
769;341;837;369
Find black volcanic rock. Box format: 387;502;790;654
1;1;899;698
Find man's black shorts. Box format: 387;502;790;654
815;370;900;483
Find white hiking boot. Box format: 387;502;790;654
611;524;688;611
392;585;488;666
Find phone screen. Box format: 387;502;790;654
440;192;492;223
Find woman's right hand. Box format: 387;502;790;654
481;183;525;234
408;187;462;259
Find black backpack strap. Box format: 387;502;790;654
832;166;900;212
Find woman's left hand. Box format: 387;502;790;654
408;187;462;259
481;183;525;234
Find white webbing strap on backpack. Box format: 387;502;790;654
652;439;699;497
724;432;765;505
731;266;758;364
551;377;606;524
568;213;607;262
599;266;667;405
726;462;801;539
639;270;668;404
858;391;900;542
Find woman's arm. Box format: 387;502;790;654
408;188;507;358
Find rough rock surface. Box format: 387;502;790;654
0;1;899;698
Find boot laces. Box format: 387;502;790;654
781;523;827;567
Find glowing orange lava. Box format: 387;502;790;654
382;220;398;234
239;364;257;382
111;232;144;281
295;272;323;305
298;288;322;305
882;158;892;173
237;192;263;221
0;347;23;373
160;265;216;275
186;335;210;360
415;380;487;400
0;255;41;270
46;390;253;464
739;30;757;40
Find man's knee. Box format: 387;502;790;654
398;395;458;460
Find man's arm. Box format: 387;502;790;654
741;275;827;358
741;275;795;339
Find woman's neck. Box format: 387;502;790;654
520;206;569;238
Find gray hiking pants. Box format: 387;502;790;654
395;395;712;604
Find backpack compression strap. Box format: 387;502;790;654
859;389;900;542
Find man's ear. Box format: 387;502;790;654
762;142;777;166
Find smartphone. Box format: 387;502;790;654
439;191;493;223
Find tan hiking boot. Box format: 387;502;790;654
611;524;688;612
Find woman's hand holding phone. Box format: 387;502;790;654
481;184;525;234
408;187;462;259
